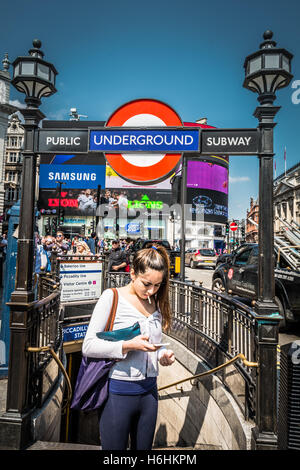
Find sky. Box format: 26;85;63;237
1;0;300;221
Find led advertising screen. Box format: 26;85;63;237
38;160;106;216
187;161;228;223
187;161;228;194
105;164;172;190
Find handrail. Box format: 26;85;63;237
27;345;72;411
158;353;258;392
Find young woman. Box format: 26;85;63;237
82;244;175;450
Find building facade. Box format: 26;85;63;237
0;54;18;234
2;114;24;232
246;197;259;242
273;162;300;233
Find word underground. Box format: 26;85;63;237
93;134;194;146
90;129;199;152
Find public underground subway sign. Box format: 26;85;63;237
89;99;199;184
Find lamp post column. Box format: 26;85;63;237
11;107;44;302
0;106;44;449
252;104;281;450
180;154;187;282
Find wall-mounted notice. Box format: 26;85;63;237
59;260;103;302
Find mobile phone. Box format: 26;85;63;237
153;343;170;348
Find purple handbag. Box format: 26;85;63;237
71;288;118;412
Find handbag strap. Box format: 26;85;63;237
104;288;118;332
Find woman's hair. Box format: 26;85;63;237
132;244;171;330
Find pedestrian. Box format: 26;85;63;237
86;231;97;254
108;239;127;272
54;230;69;255
0;233;8;262
82;244;175;450
74;240;92;257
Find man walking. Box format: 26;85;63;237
108;239;127;272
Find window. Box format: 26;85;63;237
248;246;259;265
6;187;17;201
9;137;18;147
199;249;216;257
235;248;253;266
8;152;17;163
7;171;16;182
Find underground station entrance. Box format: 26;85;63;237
61;302;101;446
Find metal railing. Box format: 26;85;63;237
168;280;257;419
103;272;257;419
27;278;62;408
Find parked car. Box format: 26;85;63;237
185;248;217;269
132;239;180;277
212;243;300;331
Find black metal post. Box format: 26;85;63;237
95;184;101;231
252;104;282;450
0;106;45;449
57;181;62;230
180;155;187;281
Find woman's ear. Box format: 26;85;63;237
130;268;136;281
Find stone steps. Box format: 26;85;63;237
27;440;222;450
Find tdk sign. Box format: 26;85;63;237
89;128;200;153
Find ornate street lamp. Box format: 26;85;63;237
243;30;293;105
0;40;58;449
243;31;293;451
11;39;57;108
9;40;57;303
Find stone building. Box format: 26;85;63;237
0;53;18;234
2;114;24;232
246;197;259;242
273;162;300;233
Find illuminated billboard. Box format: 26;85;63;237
186;161;228;223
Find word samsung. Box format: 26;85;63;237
39;164;105;189
48;171;96;182
89;128;200;153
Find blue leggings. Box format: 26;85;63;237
99;389;158;450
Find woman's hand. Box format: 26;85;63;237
122;335;159;354
159;350;175;366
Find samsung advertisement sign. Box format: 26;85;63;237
39;164;106;189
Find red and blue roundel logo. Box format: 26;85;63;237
104;99;183;184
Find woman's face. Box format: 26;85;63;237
131;268;164;300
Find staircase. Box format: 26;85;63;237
274;217;300;270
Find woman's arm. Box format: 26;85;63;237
82;289;127;360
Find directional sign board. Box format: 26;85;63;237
89;127;199;153
230;222;238;231
37;129;88;154
200;129;259;155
